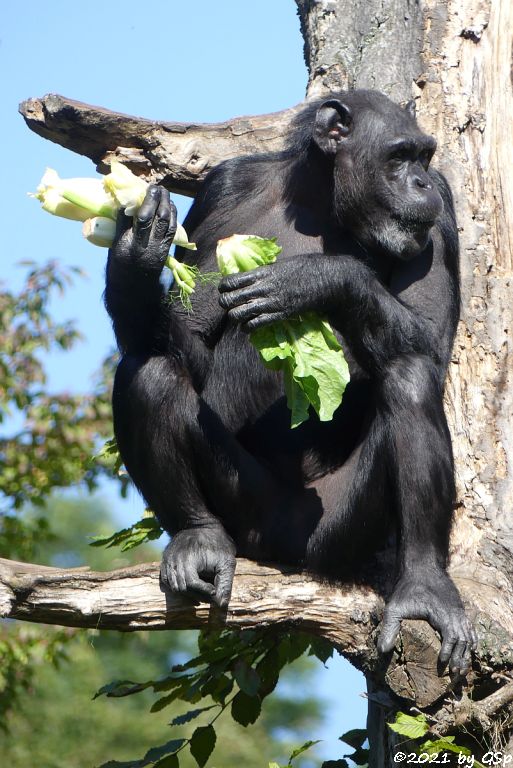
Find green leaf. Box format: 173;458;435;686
216;235;282;275
279;633;311;664
90;516;163;551
144;740;185;764
321;761;349;768
231;691;262;726
154;756;179;768
169;706;215;727
420;737;482;763
216;236;350;427
288;740;321;763
94;680;152;699
189;725;216;768
201;673;234;703
233;659;261;697
339;728;368;749
388;712;429;740
309;637;335;664
256;649;280;698
151;690;183;713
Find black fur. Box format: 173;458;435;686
105;90;476;674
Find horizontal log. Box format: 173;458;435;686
0;555;472;707
19;94;302;196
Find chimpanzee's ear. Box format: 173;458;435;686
313;99;352;155
404;99;416;119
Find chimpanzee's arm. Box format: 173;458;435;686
105;185;175;355
105;186;213;387
219;238;456;376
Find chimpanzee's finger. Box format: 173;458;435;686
152;188;177;244
219;268;266;293
134;185;160;250
377;612;402;654
243;311;289;333
114;208;134;243
438;631;457;667
449;639;470;677
219;282;268;310
213;557;236;608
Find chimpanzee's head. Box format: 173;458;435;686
312;90;443;260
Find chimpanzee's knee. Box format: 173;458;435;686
378;353;441;412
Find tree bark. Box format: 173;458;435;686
16;0;513;763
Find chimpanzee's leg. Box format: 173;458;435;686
112;353;319;606
307;353;476;675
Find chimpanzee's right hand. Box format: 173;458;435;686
109;184;177;274
160;525;237;608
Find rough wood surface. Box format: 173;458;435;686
296;0;423;101
19;95;301;196
0;555;510;711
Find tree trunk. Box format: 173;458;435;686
13;0;513;764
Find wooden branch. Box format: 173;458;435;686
0;556;380;643
0;555;492;709
19;94;302;196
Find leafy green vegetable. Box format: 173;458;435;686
387;711;429;740
216;235;350;427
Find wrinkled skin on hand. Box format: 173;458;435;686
112;184;177;274
160;525;237;608
377;568;478;677
218;254;336;332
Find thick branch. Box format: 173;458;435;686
1;556;508;709
20;94;301;196
0;555;381;645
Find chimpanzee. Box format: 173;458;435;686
105;90;476;675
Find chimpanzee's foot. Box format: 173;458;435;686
377;568;477;676
160;524;236;608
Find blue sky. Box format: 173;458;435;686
1;1;368;761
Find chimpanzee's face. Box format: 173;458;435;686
314;93;444;260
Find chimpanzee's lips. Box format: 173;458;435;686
393;214;437;232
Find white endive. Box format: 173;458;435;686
33;168;118;220
33;164;208;310
82;217;117;248
103;161;147;216
103;162;197;250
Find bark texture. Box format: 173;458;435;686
15;0;513;763
0;556;508;712
19;95;301;197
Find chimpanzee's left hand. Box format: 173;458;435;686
218;254;337;331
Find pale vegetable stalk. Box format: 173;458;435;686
32;164;210;309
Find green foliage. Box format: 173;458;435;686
266;740;322;768
388;711;486;767
339;726;369;766
0;625;72;726
388;711;429;740
94;628;329;766
2;497;323;768
90;514;163;551
0;261;120;516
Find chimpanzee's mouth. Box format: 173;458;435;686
392;214;437;234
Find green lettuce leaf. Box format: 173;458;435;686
216;235;350;427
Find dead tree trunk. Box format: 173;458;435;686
10;0;513;763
